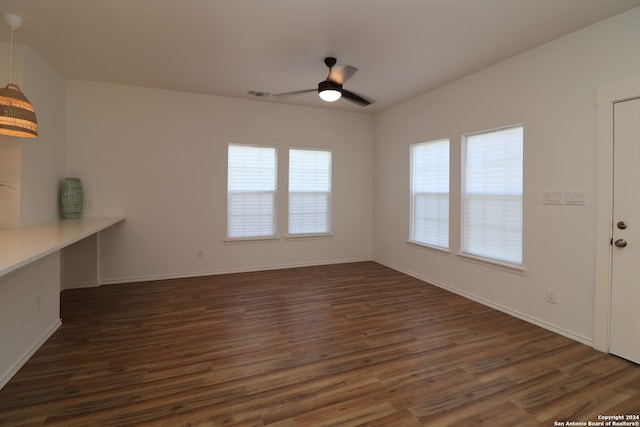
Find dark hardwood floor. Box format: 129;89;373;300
1;262;638;426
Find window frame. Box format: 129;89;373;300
287;147;333;238
460;124;524;270
226;143;278;241
409;138;450;251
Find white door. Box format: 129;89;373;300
610;97;640;364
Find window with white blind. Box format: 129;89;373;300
462;125;523;266
410;139;449;249
227;144;277;239
288;148;332;236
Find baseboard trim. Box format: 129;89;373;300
0;319;62;390
95;257;374;286
374;259;594;347
62;280;100;290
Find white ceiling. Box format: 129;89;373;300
1;0;639;113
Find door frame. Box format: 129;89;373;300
594;77;640;353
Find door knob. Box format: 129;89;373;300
617;221;628;230
614;239;627;248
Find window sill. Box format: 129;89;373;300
406;240;450;254
224;236;279;244
457;252;527;275
286;233;334;240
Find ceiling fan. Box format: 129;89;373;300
274;57;373;106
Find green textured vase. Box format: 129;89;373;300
61;177;84;219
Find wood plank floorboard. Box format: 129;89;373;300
1;261;639;426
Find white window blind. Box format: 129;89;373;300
410;139;449;248
462;126;523;266
288;148;332;235
227;144;277;239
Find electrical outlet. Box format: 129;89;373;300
546;288;557;304
196;248;204;258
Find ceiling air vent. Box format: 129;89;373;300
248;90;271;97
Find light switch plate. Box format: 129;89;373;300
543;192;563;205
564;191;586;206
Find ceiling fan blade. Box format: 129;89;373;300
329;65;358;84
273;89;316;98
341;89;373;106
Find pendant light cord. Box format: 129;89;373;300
8;26;14;83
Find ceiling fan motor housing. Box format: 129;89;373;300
318;79;342;93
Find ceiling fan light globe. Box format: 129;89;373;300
318;79;342;102
319;89;341;102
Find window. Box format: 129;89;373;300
462;125;523;266
410;139;449;249
227;144;277;239
288;148;332;236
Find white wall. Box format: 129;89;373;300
0;253;61;389
66;81;374;283
0;43;66;226
373;8;640;345
0;139;20;227
19;46;67;226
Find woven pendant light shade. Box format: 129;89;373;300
0;83;38;138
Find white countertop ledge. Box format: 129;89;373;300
0;217;125;278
